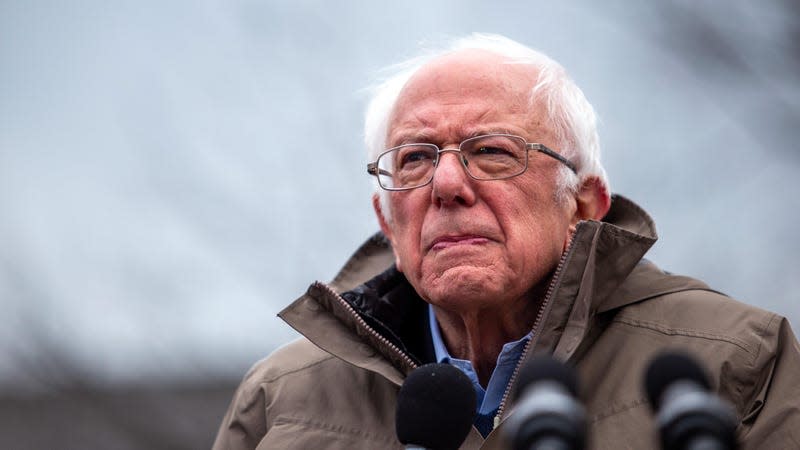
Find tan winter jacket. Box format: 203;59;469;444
213;195;800;449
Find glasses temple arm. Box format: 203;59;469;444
367;162;393;178
530;144;578;174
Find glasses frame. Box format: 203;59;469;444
366;133;577;191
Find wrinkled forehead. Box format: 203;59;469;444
387;50;545;139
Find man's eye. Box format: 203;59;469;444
476;146;512;156
400;150;433;166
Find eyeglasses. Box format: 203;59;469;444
366;133;577;191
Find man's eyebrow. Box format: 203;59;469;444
464;128;518;138
390;132;436;146
390;128;521;146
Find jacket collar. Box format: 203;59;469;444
534;194;658;361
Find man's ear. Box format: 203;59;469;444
372;193;403;271
574;176;611;223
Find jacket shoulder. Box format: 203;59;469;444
604;280;790;417
582;275;800;448
615;287;779;359
214;337;403;450
247;337;337;383
212;338;333;450
607;288;800;448
606;259;777;358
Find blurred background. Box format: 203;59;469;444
1;1;798;448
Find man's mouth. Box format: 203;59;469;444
429;235;490;251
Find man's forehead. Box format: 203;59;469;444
386;50;543;143
401;50;537;95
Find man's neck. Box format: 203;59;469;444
431;297;540;386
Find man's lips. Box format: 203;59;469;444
429;235;490;251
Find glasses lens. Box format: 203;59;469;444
461;135;527;180
378;144;437;189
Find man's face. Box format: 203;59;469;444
375;51;580;314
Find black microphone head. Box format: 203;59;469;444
396;363;476;450
506;354;586;450
644;351;711;410
513;353;579;401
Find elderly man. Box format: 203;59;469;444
213;34;800;449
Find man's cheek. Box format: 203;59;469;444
392;236;414;274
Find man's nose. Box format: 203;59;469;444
431;150;476;206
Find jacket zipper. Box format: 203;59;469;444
313;281;419;374
492;234;578;429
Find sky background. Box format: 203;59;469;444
1;0;798;389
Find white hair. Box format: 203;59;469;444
364;33;609;219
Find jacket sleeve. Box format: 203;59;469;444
212;362;269;450
738;315;800;448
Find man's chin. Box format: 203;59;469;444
418;266;507;305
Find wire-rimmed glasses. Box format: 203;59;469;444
366;133;576;191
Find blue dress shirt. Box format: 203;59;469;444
428;305;531;436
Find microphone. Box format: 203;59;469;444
396;363;476;450
644;352;739;450
504;354;586;450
